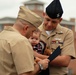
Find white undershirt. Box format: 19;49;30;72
46;31;52;36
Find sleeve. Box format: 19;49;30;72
61;29;76;59
11;39;34;74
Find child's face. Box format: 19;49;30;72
29;32;40;46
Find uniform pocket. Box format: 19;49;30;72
51;40;63;51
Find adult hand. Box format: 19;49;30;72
38;59;49;70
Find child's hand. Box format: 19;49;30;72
44;48;52;56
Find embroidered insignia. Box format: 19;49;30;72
51;38;63;44
57;13;60;17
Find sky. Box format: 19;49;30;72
0;0;76;20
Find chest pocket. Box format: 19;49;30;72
51;37;63;51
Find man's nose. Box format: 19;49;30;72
48;21;52;26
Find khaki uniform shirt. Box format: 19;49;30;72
0;26;34;75
39;24;76;75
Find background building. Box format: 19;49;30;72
0;17;16;32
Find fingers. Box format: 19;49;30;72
35;57;42;62
38;59;49;70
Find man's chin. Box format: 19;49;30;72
45;27;52;31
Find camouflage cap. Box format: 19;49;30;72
17;6;42;28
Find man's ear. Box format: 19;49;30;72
43;12;46;16
59;18;62;22
23;25;29;31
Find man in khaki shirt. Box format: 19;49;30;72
0;6;49;75
38;0;76;75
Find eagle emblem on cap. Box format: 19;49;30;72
57;13;60;18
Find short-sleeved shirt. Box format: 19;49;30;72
39;24;76;75
0;26;34;75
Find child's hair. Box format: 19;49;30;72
33;29;41;37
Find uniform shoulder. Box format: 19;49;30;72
60;25;73;34
12;32;28;42
7;32;29;46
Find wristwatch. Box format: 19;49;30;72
37;62;44;71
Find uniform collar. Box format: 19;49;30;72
4;26;20;33
38;23;48;36
50;24;63;37
39;24;63;37
54;24;63;34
